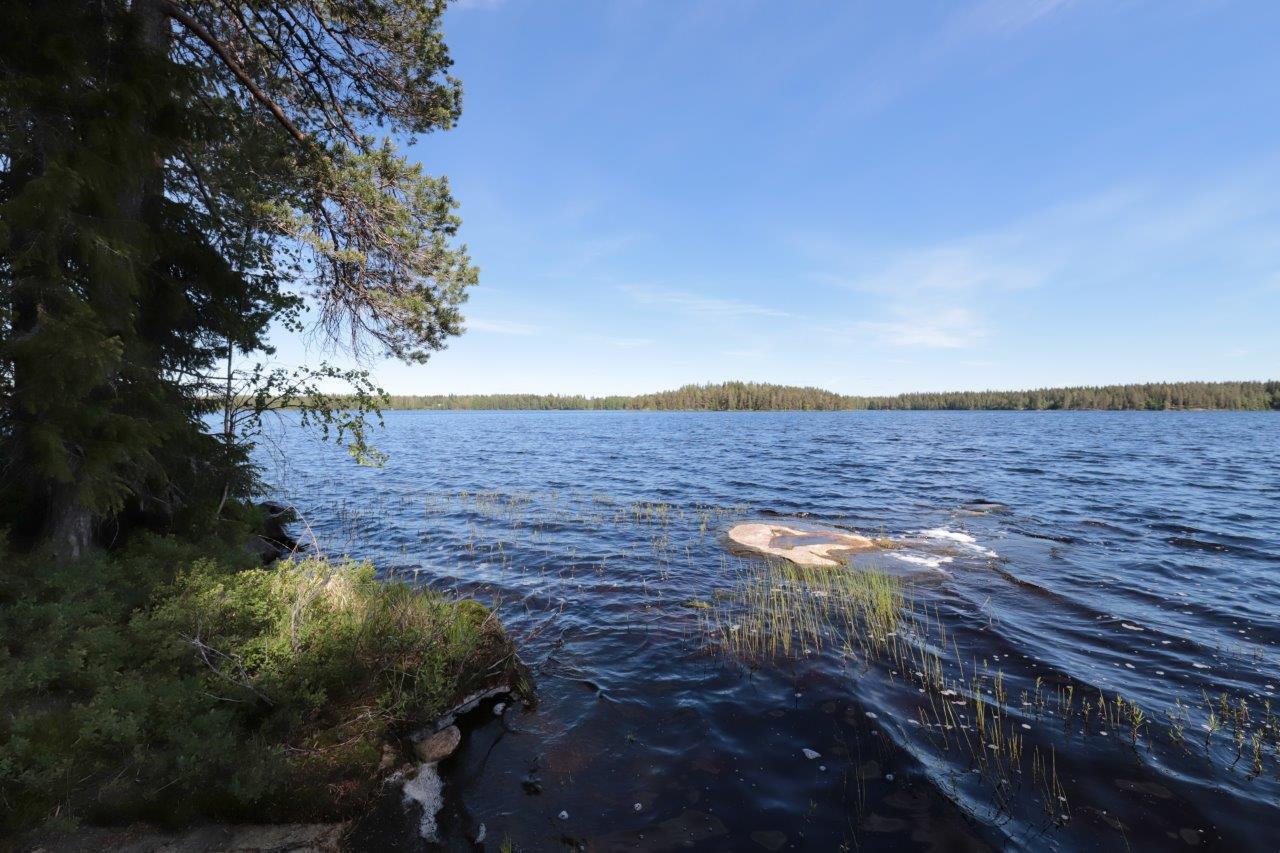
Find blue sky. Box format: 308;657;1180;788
275;0;1280;396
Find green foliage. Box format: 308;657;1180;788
384;392;635;411
850;380;1280;411
1;0;475;551
214;362;391;504
628;382;849;411
382;380;1280;412
0;538;518;832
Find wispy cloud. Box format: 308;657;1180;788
604;337;654;349
465;317;540;335
721;347;770;360
543;232;644;279
805;160;1280;351
620;284;791;319
951;0;1080;39
823;245;1046;296
856;307;986;350
826;0;1086;116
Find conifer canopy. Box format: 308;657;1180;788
1;0;475;555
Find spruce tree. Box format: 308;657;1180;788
1;1;477;557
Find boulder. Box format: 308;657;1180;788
242;535;285;565
751;829;788;851
413;725;461;764
726;523;876;568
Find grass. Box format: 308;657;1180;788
699;554;1280;829
700;560;904;661
0;536;523;835
334;485;1280;834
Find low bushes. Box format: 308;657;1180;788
0;536;520;834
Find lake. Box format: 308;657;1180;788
266;410;1280;851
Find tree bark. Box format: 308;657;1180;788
45;485;95;560
41;0;169;560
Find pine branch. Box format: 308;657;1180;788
157;0;309;147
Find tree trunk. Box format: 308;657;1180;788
45;485;95;561
36;0;169;559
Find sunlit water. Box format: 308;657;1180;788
264;411;1280;851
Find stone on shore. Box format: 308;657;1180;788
413;725;461;764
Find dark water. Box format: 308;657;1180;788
267;411;1280;851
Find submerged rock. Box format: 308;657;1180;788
751;829;789;850
592;809;728;848
727;522;876;568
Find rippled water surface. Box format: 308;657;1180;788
267;411;1280;851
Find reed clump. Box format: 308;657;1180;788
701;552;1280;829
701;561;904;661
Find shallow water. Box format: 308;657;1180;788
266;411;1280;851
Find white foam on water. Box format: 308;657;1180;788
889;552;953;571
920;528;976;544
402;763;445;841
917;528;997;557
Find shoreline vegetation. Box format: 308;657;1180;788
3;1;508;843
0;525;526;842
378;379;1280;412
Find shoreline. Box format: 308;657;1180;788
371;405;1280;412
365;379;1280;412
1;519;530;850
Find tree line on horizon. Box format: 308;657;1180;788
383;380;1280;412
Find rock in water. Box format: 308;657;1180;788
413;725;461;763
727;523;876;568
751;829;789;851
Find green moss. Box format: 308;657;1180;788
0;537;521;833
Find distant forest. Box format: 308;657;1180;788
385;380;1280;412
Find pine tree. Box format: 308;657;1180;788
1;1;477;557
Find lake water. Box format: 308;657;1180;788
266;411;1280;851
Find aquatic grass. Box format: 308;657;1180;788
381;486;1280;828
699;543;1280;828
700;560;905;661
628;501;674;524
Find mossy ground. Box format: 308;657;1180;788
0;534;521;836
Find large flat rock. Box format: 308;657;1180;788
727;522;875;568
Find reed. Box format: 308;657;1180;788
701;560;905;661
379;486;1280;826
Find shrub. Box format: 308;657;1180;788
0;538;520;833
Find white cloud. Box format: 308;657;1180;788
465;317;540;335
544;232;643;279
804;161;1280;351
621;284;791;319
821;0;1087;117
843;246;1045;295
856;307;986;349
600;336;654;349
953;0;1080;39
